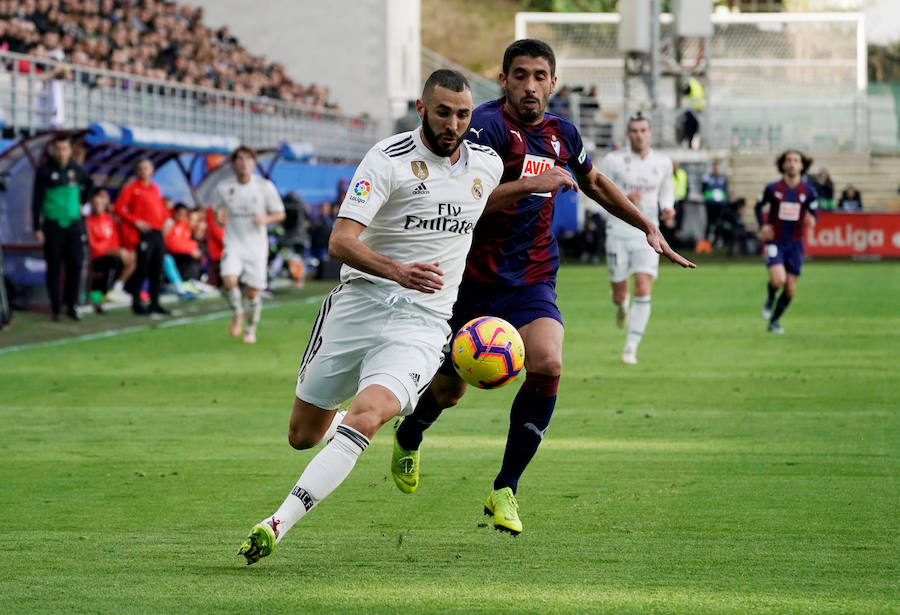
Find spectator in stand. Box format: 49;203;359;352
838;185;863;212
164;202;202;282
85;189;135;313
701;160;729;246
189;208;207;245
31;133;92;321
667;160;688;248
578;212;604;264
205;205;226;287
810;169;835;210
114;158;170;315
548;85;571;118
308;201;337;274
0;0;343;111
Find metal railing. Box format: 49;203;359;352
0;50;378;163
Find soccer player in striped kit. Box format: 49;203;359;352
756;150;818;334
392;40;694;535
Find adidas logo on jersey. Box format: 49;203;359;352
412;182;430;195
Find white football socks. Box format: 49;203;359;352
267;424;369;543
245;294;262;333
625;295;651;351
317;410;347;446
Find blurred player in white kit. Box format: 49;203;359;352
216;146;286;343
600;113;675;364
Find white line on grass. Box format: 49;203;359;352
0;294;326;356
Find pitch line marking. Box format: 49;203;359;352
0;295;326;356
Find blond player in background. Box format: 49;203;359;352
600;113;676;364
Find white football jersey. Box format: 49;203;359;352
216;175;285;254
338;128;503;319
600;148;674;240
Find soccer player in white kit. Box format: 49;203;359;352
216;146;286;344
600;113;675;364
238;69;504;565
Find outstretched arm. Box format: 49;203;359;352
577;167;695;269
483;167;578;214
328;218;444;293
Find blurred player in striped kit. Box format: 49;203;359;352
392;40;694;536
756;150;818;334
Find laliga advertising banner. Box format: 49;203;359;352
806;212;900;257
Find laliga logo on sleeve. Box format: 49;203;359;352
354;180;370;197
348;179;371;205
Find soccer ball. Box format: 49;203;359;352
451;316;525;389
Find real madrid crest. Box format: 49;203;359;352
472;178;483;200
411;160;429;181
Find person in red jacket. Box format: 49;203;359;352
164;203;203;281
85;189;136;312
205;205;226;287
114;159;171;315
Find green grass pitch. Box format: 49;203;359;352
1;261;897;614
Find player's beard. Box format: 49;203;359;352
421;110;464;157
511;93;545;124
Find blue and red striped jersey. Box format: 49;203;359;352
755;179;818;243
463;97;593;286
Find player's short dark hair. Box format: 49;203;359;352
776;150;813;175
51;133;71;145
230;145;256;162
422;69;470;97
627;111;651;129
173;202;188;212
502;39;556;77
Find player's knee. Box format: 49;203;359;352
526;353;562;377
345;387;400;438
287;428;318;450
431;380;466;408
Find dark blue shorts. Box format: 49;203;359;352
765;240;805;275
439;278;562;375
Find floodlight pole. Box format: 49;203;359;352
649;0;661;145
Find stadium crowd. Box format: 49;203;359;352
0;0;337;108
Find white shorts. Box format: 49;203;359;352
295;282;450;415
606;234;660;283
221;246;267;290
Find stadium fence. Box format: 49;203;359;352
0;50;378;163
515;11;878;153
